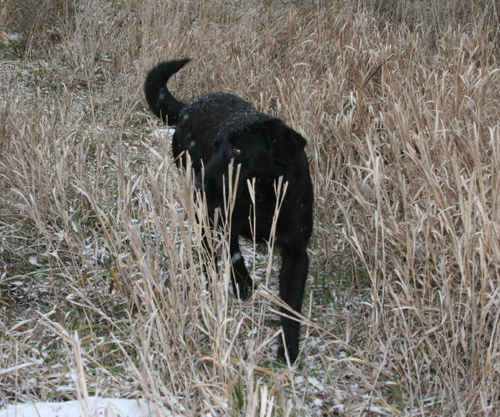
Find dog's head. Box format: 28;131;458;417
195;118;307;203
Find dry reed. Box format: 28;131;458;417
1;0;499;415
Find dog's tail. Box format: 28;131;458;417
144;58;191;125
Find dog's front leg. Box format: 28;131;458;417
277;245;309;363
229;235;253;300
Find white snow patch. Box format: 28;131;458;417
5;33;23;43
0;397;174;417
151;128;175;140
313;398;324;407
307;376;325;391
28;256;43;267
231;252;242;263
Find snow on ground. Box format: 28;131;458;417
151;127;176;140
0;397;174;417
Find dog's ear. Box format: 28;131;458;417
255;119;307;166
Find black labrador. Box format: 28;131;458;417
144;58;313;363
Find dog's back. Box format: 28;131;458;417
173;92;277;171
144;61;280;172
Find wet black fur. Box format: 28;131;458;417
144;58;314;363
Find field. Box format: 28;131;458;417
1;0;499;415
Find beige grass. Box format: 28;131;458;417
1;0;499;415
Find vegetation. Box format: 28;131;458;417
1;0;499;414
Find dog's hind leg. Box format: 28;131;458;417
229;235;253;300
277;245;309;363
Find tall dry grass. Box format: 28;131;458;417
1;0;499;415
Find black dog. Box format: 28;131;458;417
144;59;313;362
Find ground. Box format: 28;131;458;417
1;0;499;415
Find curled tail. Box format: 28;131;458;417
144;58;191;125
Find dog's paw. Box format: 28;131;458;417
232;278;257;301
277;344;299;365
234;283;253;301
